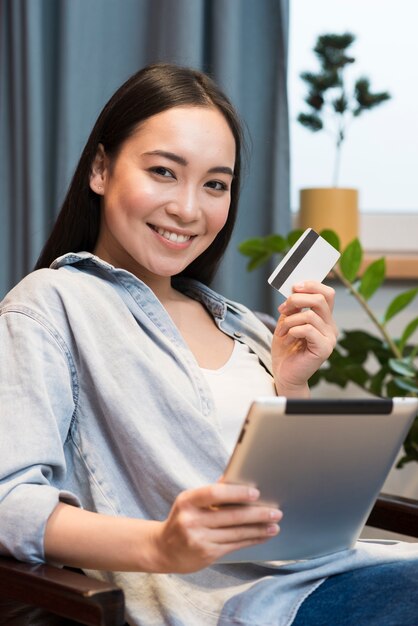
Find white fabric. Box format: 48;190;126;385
201;340;276;454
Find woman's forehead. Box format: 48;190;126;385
120;106;236;165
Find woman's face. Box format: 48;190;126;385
90;106;236;283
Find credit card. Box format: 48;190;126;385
268;229;340;297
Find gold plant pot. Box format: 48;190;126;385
298;188;359;249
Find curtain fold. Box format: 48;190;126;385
0;0;289;312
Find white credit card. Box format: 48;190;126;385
268;228;340;297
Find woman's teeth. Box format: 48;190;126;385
155;227;192;243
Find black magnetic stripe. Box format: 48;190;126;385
285;398;394;415
271;229;319;288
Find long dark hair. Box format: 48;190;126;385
34;63;244;285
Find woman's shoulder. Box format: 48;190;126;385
2;267;77;306
0;264;105;323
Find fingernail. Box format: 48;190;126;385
293;282;305;290
269;509;282;521
249;487;260;500
266;524;279;535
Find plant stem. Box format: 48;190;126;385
410;345;418;360
333;140;342;187
331;268;402;358
333;122;346;187
333;116;345;187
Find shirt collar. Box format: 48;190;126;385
50;252;228;320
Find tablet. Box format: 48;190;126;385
218;396;418;563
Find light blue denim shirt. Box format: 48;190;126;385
1;252;417;626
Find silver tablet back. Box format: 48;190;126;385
219;397;417;563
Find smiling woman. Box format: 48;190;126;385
89;106;235;294
1;63;418;626
34;64;244;286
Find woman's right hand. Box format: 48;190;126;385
151;483;283;573
44;486;282;574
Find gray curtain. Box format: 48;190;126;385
0;0;290;312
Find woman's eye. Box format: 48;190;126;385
205;180;228;192
150;166;174;178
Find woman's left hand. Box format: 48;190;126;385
271;281;338;397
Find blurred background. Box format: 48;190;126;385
2;0;417;301
0;0;290;309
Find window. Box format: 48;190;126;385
289;0;418;273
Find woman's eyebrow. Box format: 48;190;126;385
143;150;234;176
143;150;187;165
208;166;234;177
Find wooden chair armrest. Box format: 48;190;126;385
366;492;418;538
0;557;125;626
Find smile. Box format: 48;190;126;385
151;226;193;244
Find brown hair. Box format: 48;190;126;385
34;63;245;285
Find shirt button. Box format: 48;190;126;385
233;331;242;338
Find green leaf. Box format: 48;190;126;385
327;347;347;366
333;94;348;114
308;370;323;387
386;379;406;398
397;416;418;467
383;288;418;323
341;351;368;365
368;367;389;397
399;317;418;353
393;377;418;393
358;258;386;300
322;366;349;387
397;452;418;468
388;358;417;378
354;77;391;113
319;229;340;251
344;364;369;386
339;330;383;354
339;238;362;282
264;234;287;254
238;238;267;257
374;344;395;366
306;92;324;111
287;229;304;248
246;252;271;272
297;112;323;132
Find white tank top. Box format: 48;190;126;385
200;340;276;454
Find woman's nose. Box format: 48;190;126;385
166;186;201;222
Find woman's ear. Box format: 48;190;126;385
89;144;107;195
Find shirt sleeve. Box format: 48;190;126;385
0;309;81;563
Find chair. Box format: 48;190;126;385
0;558;125;625
1;312;417;625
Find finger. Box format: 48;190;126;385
217;536;272;558
277;308;336;339
292;281;335;311
280;292;332;315
279;293;335;324
207;521;280;545
202;504;282;529
286;324;336;358
277;282;335;314
177;483;260;510
275;332;306;353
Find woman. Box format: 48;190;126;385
1;63;417;626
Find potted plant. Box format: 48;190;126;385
297;32;391;247
238;230;418;467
